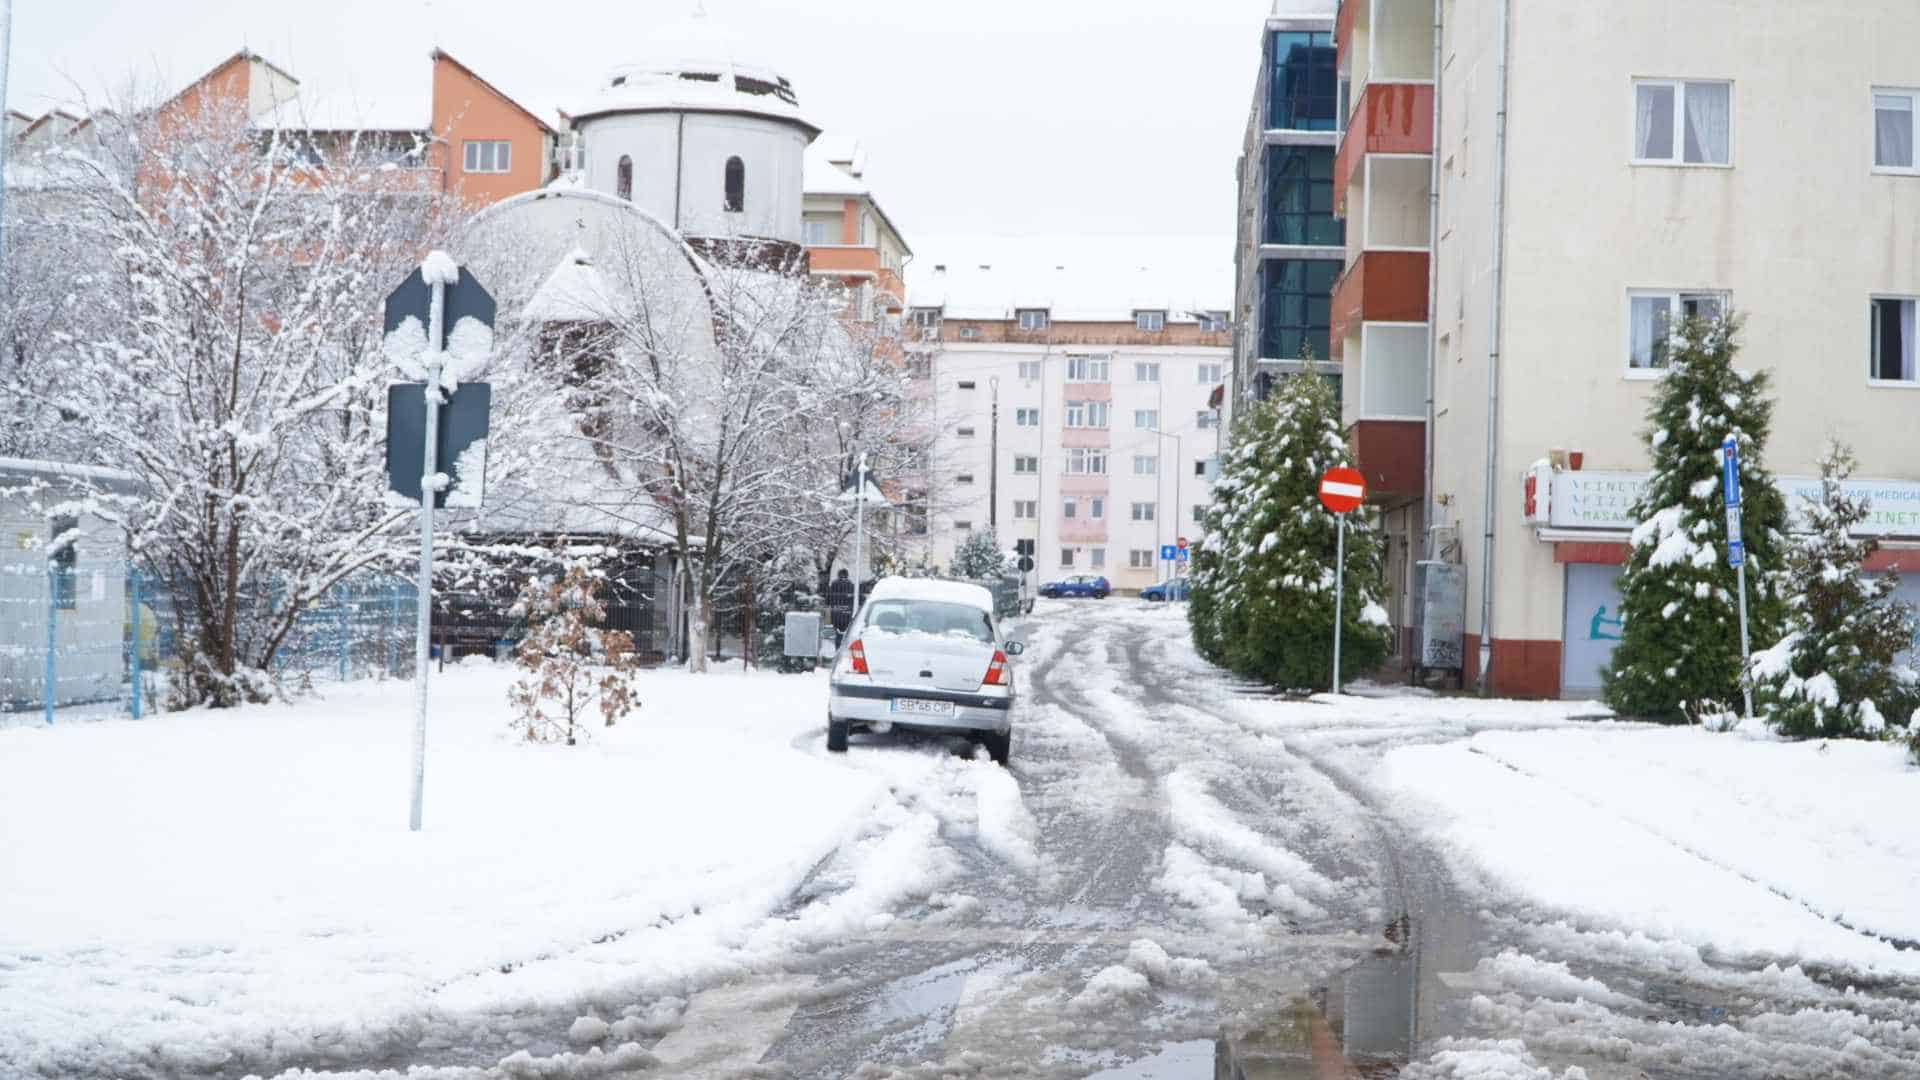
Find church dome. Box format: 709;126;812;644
570;11;817;136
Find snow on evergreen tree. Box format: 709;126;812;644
951;529;1011;580
1750;442;1920;739
1603;313;1788;723
1187;372;1390;690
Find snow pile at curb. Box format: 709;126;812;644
1400;1038;1589;1080
0;664;888;1076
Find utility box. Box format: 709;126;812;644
1416;561;1467;673
783;611;822;663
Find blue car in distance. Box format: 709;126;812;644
1038;574;1110;599
1138;576;1190;602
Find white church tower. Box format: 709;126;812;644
569;9;818;262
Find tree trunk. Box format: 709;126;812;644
685;576;710;673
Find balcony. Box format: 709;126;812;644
1347;418;1424;503
1329;249;1428;354
1334;81;1434;198
1337;0;1437;118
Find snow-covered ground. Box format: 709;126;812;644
0;659;951;1077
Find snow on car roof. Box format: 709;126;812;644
865;577;995;613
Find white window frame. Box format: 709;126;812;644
1017;309;1050;331
1015;407;1040;427
1873;89;1919;175
1090;547;1106;569
1624;288;1729;377
1133;454;1158;477
1135;310;1166;332
959;326;981;340
1197;363;1223;384
1018;360;1042;381
1063;496;1077;519
1065;355;1111;382
1197;311;1227;332
910;307;942;329
1060;548;1075;568
1013;454;1039;473
1065;400;1109;428
1196;410;1218;430
463;139;512;174
1065;448;1108;475
1134;409;1158;430
1090;497;1104;519
1013;499;1038;519
1631;79;1733;168
1131;502;1155;521
1129;549;1154;569
1869;295;1920;387
1135;361;1160;382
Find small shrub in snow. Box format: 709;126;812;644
1751;443;1920;740
1604;313;1788;722
507;564;642;745
1187;368;1390;689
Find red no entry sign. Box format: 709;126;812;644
1176;536;1189;551
1319;466;1366;514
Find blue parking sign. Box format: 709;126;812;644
1159;544;1178;561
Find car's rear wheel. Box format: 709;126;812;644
827;716;849;753
1094;590;1109;600
981;730;1011;766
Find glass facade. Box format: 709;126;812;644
1259;258;1340;363
1267;31;1339;131
1263;146;1343;246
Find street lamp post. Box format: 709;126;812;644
1144;428;1183;586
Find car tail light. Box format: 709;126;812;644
848;639;869;675
982;649;1009;687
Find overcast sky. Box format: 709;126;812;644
8;0;1274;244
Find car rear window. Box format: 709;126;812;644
862;600;994;643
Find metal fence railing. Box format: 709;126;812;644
0;562;418;723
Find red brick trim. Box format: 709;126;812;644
1553;541;1631;565
1462;634;1564;699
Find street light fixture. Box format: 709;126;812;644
1142;427;1184;588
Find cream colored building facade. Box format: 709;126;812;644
1338;0;1920;695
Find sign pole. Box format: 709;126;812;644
1722;435;1753;722
852;452;867;618
1332;511;1346;695
409;277;445;833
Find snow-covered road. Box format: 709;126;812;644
6;600;1918;1079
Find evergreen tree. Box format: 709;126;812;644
1603;314;1788;722
951;529;1010;580
1751;443;1920;739
1188;372;1391;690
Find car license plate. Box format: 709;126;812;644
891;698;955;718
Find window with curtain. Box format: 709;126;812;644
723;156;745;212
1875;92;1917;171
616;155;633;201
1870;298;1918;383
1635;81;1730;165
1628;289;1727;370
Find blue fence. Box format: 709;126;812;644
0;562;418;723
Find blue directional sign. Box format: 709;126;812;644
1721;436;1741;507
1159;544;1179;561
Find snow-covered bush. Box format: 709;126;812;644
950;529;1010;580
1603;313;1788;722
1750;443;1920;740
507;563;641;744
1188;372;1390;690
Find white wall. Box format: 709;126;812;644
579;111;808;245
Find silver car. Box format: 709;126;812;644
826;577;1025;765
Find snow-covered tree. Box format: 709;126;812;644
1603;314;1788;723
23;93;465;705
951;529;1010;580
507;562;641;744
1189;372;1390;690
1750;442;1920;739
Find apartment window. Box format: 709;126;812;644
1193;504;1207;522
953;520;972;532
1066;355;1111;382
1017;309;1050;331
1065;400;1109;428
1196;410;1218;430
958;380;977;389
911;307;942;329
1194;459;1207;477
1090;547;1106;569
1133;454;1158;476
804;216;837;244
1063;497;1077;519
1135;310;1166;332
1015;407;1040;427
959;326;981;340
1065;448;1108;475
1628;290;1726;370
1135;361;1160;382
955;426;976;438
724;156;746;211
1870;298;1918;383
1090;497;1104;519
616;155;633;200
1013;454;1039;474
1197;363;1224;384
1014;499;1038;519
463;139;512;173
1134;409;1158;430
1633;80;1731;166
1875;91;1917;171
1198;311;1228;333
1263;145;1343;245
1260;258;1340;362
1018;360;1042;380
1061;548;1075;568
1131;502;1155;521
1267;30;1338;131
1129;549;1155;569
956;472;975;484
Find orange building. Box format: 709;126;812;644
802;136;911;319
426;49;560;205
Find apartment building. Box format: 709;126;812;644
803;136;912;319
1230;1;1346;418
1335;0;1920;696
905;239;1230;592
